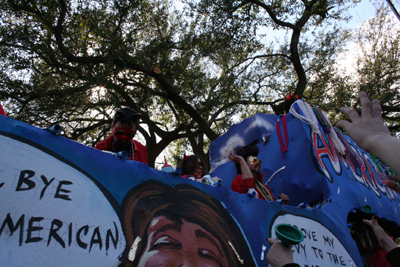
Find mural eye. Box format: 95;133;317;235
198;248;223;267
152;235;182;250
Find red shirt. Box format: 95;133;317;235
369;245;391;267
95;134;148;164
231;173;275;201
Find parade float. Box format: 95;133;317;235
1;100;399;266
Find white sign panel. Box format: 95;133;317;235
0;135;125;266
270;214;356;267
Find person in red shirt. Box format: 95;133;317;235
178;155;205;181
228;143;289;203
95;108;148;164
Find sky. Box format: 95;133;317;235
350;0;400;27
336;0;377;75
345;0;377;29
337;0;400;76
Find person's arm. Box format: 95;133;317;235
228;151;253;179
337;91;400;174
363;215;398;253
266;238;299;267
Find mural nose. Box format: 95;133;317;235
179;253;200;267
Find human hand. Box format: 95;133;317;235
212;177;222;183
266;238;295;267
385;174;400;194
228;151;244;164
336;91;390;153
362;214;380;229
363;215;398;252
278;193;290;205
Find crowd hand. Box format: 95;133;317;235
385;174;400;194
363;215;398;253
266;238;295;267
336;91;391;153
278;193;290;205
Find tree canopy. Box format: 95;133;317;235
0;0;260;168
0;0;377;168
355;3;400;132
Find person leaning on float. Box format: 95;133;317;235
177;154;222;185
228;143;290;204
95;107;148;164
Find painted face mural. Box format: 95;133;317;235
138;216;228;267
120;180;256;267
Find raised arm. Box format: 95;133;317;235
228;151;253;179
337;91;400;174
363;215;398;253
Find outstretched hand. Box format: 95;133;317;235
336;91;400;175
266;238;295;267
336;91;390;152
363;215;398;253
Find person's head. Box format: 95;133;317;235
120;180;255;267
235;144;261;175
111;108;141;144
179;155;205;179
